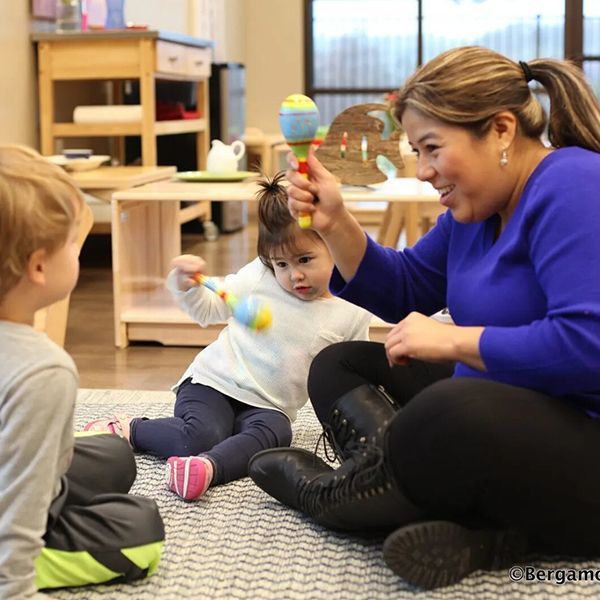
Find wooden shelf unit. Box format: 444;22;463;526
32;30;214;169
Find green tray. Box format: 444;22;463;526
174;170;256;182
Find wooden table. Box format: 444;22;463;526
70;165;213;234
340;179;443;246
110;177;440;348
71;165;178;200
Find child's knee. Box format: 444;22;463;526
277;425;293;447
263;412;293;447
74;434;136;487
178;425;228;455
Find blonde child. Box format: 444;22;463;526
0;145;164;599
86;173;372;500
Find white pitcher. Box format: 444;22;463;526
206;140;246;173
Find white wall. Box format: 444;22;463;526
0;1;37;146
244;0;304;133
125;0;189;34
222;0;245;63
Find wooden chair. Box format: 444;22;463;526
244;128;288;176
347;153;446;247
33;202;94;347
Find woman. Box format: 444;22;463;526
248;46;600;590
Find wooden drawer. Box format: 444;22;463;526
156;40;187;76
42;39;142;80
156;41;210;79
186;47;211;78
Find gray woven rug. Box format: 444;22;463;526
51;389;600;599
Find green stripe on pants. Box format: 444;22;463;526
35;541;163;589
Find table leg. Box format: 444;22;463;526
112;199;181;348
404;203;420;247
378;204;405;248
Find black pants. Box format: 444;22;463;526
38;433;165;590
309;341;600;556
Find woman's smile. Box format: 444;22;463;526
436;184;456;207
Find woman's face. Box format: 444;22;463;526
402;107;511;224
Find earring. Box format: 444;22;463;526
500;149;508;167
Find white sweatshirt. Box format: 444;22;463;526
166;258;372;421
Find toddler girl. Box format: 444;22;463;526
86;173;372;500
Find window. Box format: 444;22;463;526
583;0;600;97
306;0;596;125
307;0;417;124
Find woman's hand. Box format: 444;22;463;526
286;150;348;235
286;150;368;281
170;254;206;292
385;312;486;370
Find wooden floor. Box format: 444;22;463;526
66;214;379;391
66;222;255;390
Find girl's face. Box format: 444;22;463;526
402;107;513;224
270;234;334;301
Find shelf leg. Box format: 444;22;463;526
139;39;157;166
38;42;55;156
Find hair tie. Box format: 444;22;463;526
518;60;534;83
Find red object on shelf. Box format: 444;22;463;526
156;101;200;121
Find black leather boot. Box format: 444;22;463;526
322;383;399;461
295;441;426;532
250;442;424;532
249;384;417;531
249;447;333;511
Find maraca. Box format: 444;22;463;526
279;94;320;229
193;273;272;331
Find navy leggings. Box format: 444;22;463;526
130;379;293;486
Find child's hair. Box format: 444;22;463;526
256;171;323;271
0;144;84;301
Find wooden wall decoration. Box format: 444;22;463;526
317;103;405;186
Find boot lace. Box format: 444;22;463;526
314;408;364;464
299;442;394;519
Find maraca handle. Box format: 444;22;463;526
297;161;309;177
296;160;312;229
193;273;232;304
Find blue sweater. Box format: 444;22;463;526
332;147;600;416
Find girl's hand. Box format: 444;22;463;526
384;312;485;370
170;254;206;291
286;150;348;235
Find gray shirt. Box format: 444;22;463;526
0;322;78;599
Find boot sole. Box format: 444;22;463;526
382;520;514;590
